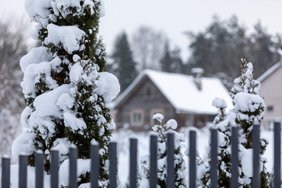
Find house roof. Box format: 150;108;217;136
258;61;282;82
114;70;233;115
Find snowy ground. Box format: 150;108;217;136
112;126;275;186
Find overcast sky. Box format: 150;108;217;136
1;0;282;59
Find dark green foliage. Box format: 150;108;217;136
200;59;271;187
110;32;137;91
17;0;114;187
187;15;282;84
160;41;184;73
139;114;186;187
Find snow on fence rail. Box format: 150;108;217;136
1;123;282;188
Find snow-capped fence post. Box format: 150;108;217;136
50;150;59;188
69;147;78;188
149;135;158;188
19;155;27;188
252;125;260;187
274;121;281;187
1;156;10;188
109;142;117;188
90;144;100;188
189;130;197;188
35;152;44;188
167;132;175;188
231;126;239;188
210;128;218;188
129;138;138;188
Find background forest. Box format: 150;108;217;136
108;16;282;91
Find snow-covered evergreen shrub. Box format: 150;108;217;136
139;113;186;188
200;58;271;187
12;0;119;187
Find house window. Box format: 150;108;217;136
130;110;144;126
267;105;274;112
146;87;151;97
150;108;164;125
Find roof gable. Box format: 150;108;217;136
258;62;282;82
114;70;233;114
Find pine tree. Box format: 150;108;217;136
139;113;186;188
160;41;184;73
12;0;120;187
187;16;282;81
160;41;173;72
110;32;137;92
200;58;271;187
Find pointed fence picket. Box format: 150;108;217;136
231;126;239;188
189;131;196;188
274;122;281;188
1;122;282;188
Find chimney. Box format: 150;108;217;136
191;68;204;90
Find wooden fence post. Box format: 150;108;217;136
109;142;117;188
50;150;59;188
189;130;197;188
274;122;281;188
231;126;239;188
69;147;78;188
35;151;44;188
167;133;175;188
90;144;100;188
19;155;28;188
1;156;10;188
252;125;260;187
150;135;158;188
210;129;218;188
130;138;138;188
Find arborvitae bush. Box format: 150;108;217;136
139;113;187;188
200;58;271;187
12;0;120;187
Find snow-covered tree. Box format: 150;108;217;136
12;0;120;187
160;41;184;74
109;31;137;92
200;58;271;187
132;26;167;71
139;113;186;188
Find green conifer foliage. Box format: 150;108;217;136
200;59;271;188
111;32;137;91
12;0;119;187
139;113;186;188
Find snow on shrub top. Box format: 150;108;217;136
234;92;264;113
212;97;227;109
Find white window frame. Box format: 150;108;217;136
130;109;144;127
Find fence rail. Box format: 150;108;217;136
1;123;282;188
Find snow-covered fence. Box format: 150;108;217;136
1;123;282;188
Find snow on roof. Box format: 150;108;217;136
114;70;233;115
258;61;282;82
